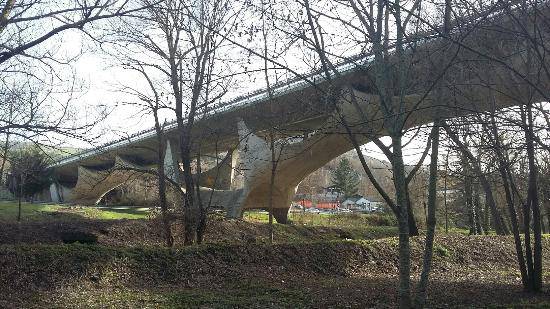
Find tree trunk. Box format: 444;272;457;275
406;192;420;236
0;132;9;186
483;193;490;234
473;184;484;235
488;114;529;287
444;151;449;233
524;103;542;292
156;136;173;248
17;174;23;222
463;164;475;235
544;199;550;236
392;136;412;309
180;130;197;246
268;133;276;243
414;121;440;308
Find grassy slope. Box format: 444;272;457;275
1;236;550;308
1;203;549;308
0;201;149;221
0;203;399;246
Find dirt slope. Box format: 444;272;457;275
0;215;397;246
1;235;549;308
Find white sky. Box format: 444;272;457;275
7;0;547;173
39;2;490;167
66;47;439;165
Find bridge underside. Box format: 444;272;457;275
49;84;533;224
49;11;550;223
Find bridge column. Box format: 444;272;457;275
164;138;183;184
230;119;296;223
163;139;176;182
230;149;242;190
49;183;62;203
271;207;290;224
197;150;235;190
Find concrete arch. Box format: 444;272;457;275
61;149;241;207
49;9;550;222
232;87;518;223
68;156;149;205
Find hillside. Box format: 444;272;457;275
0;202;548;308
1;235;549;308
296;150;425;202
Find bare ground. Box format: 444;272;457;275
0;214;397;246
0;225;549;308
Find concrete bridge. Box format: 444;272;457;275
49;5;549;223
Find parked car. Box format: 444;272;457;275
305;208;321;214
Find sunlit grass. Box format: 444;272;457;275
0;202;62;221
68;206;150;220
243;210;397;227
0;201;149;221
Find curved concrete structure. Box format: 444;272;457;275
53;156;150;204
48;6;550;222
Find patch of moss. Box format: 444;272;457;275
164;282;310;308
434;243;451;258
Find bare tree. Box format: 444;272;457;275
443;121;510;235
110;0;241;245
8;146;51;220
129;64;175;247
289;0;460;305
0;1;167;180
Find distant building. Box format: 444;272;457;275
296;199;313;208
319;186;343;200
341;195;383;212
316;201;340;209
341;196;360;209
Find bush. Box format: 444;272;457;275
361;213;397;226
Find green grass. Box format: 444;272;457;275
0;202;62;220
244;210;397;227
0;201;149;221
243;210;271;222
242;210;399;242
70;206;150;220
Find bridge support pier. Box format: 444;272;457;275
271;207;290;224
164;138;183;183
229;120;301;223
50;183;61;203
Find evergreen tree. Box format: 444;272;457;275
330;158;360;198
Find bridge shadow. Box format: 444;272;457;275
0;202;151;245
